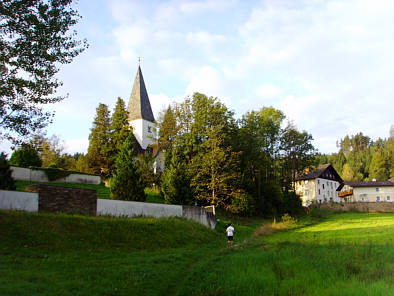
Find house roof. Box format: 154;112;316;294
127;66;155;123
295;164;343;183
344;181;394;187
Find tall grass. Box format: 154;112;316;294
0;210;392;295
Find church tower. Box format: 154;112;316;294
127;66;156;150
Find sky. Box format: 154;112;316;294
3;0;394;155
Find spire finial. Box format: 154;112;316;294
138;56;141;65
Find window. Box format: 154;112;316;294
318;189;321;195
318;180;320;184
147;126;152;133
376;188;379;192
322;184;325;189
387;196;391;201
361;197;365;202
376;196;380;202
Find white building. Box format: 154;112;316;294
294;164;344;206
338;181;394;202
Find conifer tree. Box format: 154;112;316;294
0;153;16;190
161;145;193;205
87;103;111;176
109;97;130;174
110;133;146;201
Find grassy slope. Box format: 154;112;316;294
0;210;221;296
0;210;393;295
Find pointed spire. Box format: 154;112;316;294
127;66;155;122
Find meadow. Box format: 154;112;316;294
0;209;392;295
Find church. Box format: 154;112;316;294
126;65;164;172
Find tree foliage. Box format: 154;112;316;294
0;0;88;143
0;152;16;190
110;133;146;201
87;103;111;176
9;144;42;167
156;93;312;216
316;131;393;181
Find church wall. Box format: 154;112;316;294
130;119;156;150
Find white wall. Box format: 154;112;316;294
295;179;317;206
353;186;393;202
130;119;156;149
97;199;183;218
0;190;39;212
10;166;101;185
315;178;341;203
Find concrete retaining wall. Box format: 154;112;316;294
97;199;183;218
311;202;394;213
0;187;216;228
11;166;101;185
97;200;216;228
183;206;217;229
0;189;39;212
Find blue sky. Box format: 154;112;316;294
3;0;394;154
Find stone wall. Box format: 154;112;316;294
25;184;97;215
0;189;39;212
311;202;394;213
11;166;101;185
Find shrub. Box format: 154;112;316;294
0;153;16;190
110;133;146;201
9;145;42;167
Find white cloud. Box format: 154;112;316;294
180;0;237;14
64;138;89;155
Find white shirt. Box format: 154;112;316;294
226;226;234;236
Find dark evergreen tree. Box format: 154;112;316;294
110;133;146;201
109;97;130;169
9;145;42;167
0;153;16;190
161;145;193;205
87;103;111;176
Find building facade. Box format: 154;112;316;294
338;181;394;202
294;164;343;206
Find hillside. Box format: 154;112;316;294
0;210;393;295
0;210;219;253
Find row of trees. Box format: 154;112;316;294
315;131;393;182
158;93;315;215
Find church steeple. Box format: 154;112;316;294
127;65;156;150
127;66;155;123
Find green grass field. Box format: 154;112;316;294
0;210;393;295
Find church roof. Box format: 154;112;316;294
127;66;155;122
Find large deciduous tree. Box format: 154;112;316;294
0;0;87;143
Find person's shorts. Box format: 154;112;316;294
227;236;233;241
